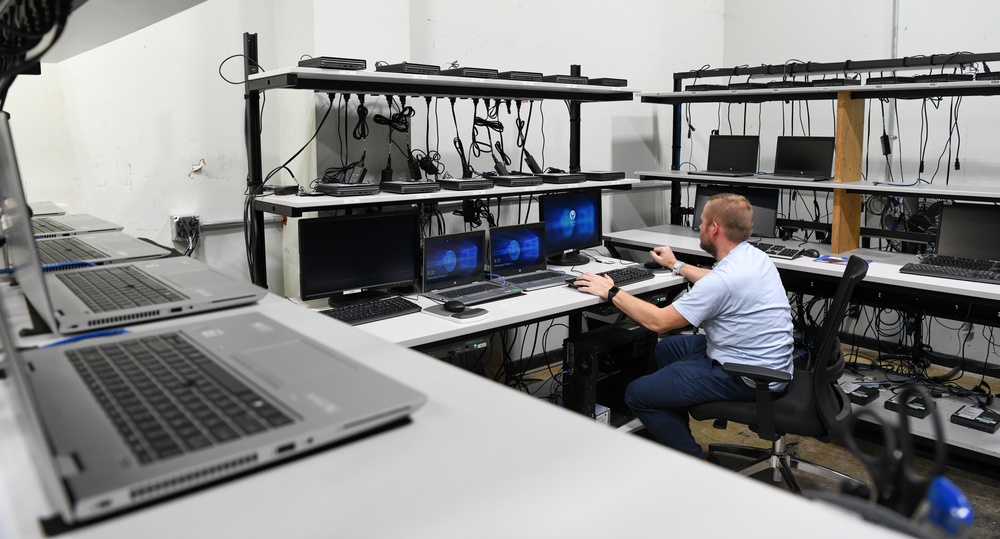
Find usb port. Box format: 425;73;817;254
276;443;295;455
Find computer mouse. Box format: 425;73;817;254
802;249;821;259
643;261;664;269
443;300;467;313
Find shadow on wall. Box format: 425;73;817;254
609;114;666;233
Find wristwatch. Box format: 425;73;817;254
606;286;621;302
672;260;685;275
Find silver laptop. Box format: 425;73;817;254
32;213;124;239
489;223;568;291
35;233;171;267
28;200;66;216
0;293;426;526
422;230;523;305
0;113;266;335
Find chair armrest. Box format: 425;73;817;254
721;362;792;384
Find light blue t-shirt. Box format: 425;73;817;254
671;242;794;389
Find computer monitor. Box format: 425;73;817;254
422;230;486;290
540;189;602;266
298;211;420;306
691;185;780;239
936;203;1000;260
773;136;836;177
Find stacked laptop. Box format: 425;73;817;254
900;203;1000;285
0;111;427;528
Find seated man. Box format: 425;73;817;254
571;193;793;458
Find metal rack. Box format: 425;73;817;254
240;32;636;288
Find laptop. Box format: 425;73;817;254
756;136;836;182
687;135;759;177
0;291;426;527
422;230;523;305
489;223;568;291
0;115;267;335
32;213;124;239
35;233;172;267
28;201;66;216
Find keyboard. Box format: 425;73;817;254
319;296;421;325
567;266;655;288
32;217;73;235
915;255;999;272
435;282;503;299
56;266;187;312
36;237;108;264
67;333;293;464
900;260;1000;285
749;241;804;260
505;270;565;285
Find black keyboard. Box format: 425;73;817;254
435;282;503;299
900;263;1000;285
56;266;187;312
320;296;421;325
917;255;1000;272
749;241;804;260
567;266;655;287
36;237;108;264
32;217;73;235
67;333;293;464
505;270;565;285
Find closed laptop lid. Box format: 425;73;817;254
706;135;759;173
773;136;835;177
423;230;486;290
490;223;548;276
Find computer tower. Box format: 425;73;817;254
562;321;657;426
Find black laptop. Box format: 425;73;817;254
687;135;759;177
756;136;836;182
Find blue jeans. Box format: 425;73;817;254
624;334;756;458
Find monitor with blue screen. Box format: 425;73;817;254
422;230;486;289
540;190;602;266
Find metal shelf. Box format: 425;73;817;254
641;80;1000;105
248;67;637;102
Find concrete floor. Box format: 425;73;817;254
667;400;1000;538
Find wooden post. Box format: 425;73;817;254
831;92;865;253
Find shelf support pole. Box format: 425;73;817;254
243;32;268;288
831;92;864;253
569;64;582;173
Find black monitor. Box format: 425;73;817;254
298;211;420;306
936;203;1000;260
773;136;836;177
692;185;780;238
540;189;602;266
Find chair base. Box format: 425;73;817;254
707;438;865;495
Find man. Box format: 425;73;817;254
571;193;793;458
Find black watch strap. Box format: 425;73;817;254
606;286;621;302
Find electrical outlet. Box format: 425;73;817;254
171;214;201;242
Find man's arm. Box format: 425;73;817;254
572;274;691;334
650;246;710;283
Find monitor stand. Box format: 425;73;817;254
546;250;591;266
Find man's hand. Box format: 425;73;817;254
650;246;677;268
572;272;615;299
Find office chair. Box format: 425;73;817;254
688;255;869;494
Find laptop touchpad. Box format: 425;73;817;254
161;268;233;288
234;341;358;388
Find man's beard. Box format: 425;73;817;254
700;237;717;259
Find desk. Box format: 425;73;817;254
0;290;912;538
603;224;1000;467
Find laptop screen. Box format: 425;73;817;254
773;136;836;177
692;185;780;238
423;230;486;290
490;223;547;276
936;203;1000;260
706;135;759;173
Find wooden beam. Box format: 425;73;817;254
831;93;865;253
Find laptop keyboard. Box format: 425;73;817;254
505;270;566;285
32;217;73;234
36;237;108;264
56;266;187;312
435;282;502;299
320;296;421;325
67;333;294;464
